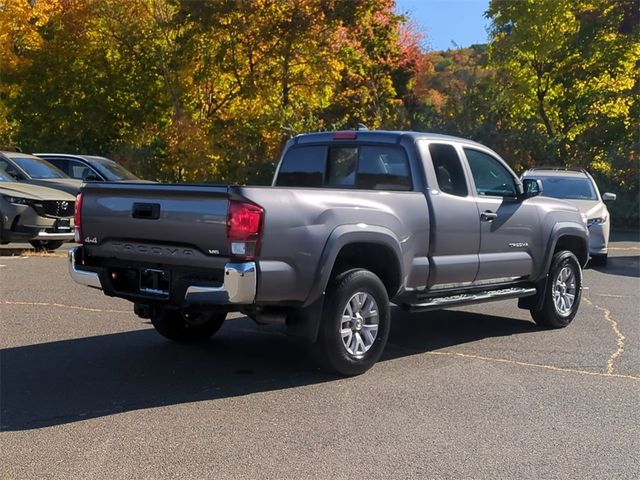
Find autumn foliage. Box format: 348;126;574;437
0;0;637;225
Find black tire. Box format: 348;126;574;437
530;250;582;328
150;308;226;342
29;240;65;251
311;269;390;376
590;254;607;267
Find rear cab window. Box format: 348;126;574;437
427;143;468;197
275;144;412;191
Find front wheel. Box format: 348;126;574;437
311;269;390;376
150;309;226;342
530;250;582;328
29;240;64;251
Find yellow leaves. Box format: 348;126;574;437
589;158;612;175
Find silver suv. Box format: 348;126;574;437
522;167;615;266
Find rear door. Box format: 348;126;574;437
462;147;539;282
418;141;480;289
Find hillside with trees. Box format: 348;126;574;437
1;0;637;225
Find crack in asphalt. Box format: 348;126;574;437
3;301;638;382
583;297;626;375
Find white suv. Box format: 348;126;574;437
522;167;616;266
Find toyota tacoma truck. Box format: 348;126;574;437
68;130;589;375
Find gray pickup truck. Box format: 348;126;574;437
69;130;589;375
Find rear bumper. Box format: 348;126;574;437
35;231;74;241
184;263;256;304
68;246;256;304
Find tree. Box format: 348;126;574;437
487;0;639;167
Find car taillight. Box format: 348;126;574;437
74;192;83;243
227;200;264;260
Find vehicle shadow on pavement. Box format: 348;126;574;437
1;311;539;431
587;255;640;278
0;247;29;256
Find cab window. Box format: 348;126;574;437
464;148;517;197
275;146;326;187
428;143;468;197
68;160;95;180
357;145;412;190
276;144;412;191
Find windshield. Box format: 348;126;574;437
10;156;67;179
85;156;139;181
535;176;598;200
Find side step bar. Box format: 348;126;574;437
403;287;537;312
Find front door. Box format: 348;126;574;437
462;147;539;283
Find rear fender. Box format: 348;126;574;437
304;225;404;307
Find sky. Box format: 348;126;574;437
395;0;491;51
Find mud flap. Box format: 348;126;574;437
517;278;546;310
286;295;325;343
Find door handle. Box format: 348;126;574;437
481;210;497;221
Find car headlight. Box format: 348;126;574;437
2;195;34;205
587;215;607;227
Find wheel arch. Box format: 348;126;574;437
520;224;588;312
305;226;404;306
539;223;589;278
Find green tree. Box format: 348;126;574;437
487;0;639;225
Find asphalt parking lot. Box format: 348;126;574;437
1;233;639;479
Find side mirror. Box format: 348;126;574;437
521;178;543;199
83;173;101;182
602;192;616;202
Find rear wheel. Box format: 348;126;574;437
311;269;390;376
29;240;65;251
530;250;582;328
150;308;226;342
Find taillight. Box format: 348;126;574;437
74;192;83;243
227;200;264;260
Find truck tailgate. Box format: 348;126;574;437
80;183;230;268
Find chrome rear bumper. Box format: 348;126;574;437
37;231;74;240
68;246;256;304
184;262;256;304
68;247;102;288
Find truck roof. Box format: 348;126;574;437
292;130;487;148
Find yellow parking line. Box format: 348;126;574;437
2;300;129;314
425;350;639;381
4;301;638;381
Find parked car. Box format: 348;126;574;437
0;151;82;195
522;167;615;266
0;173;75;250
68;129;589;375
35;153;141;182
